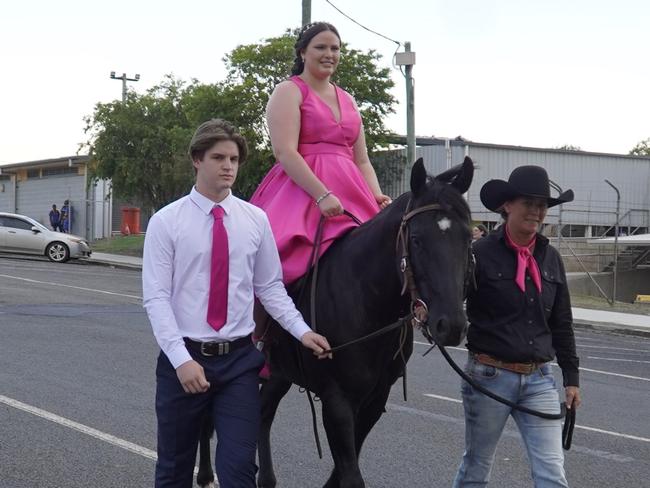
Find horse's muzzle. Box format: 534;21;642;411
427;314;467;346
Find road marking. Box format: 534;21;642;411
414;342;650;381
421;394;650;443
0;394;215;484
575;425;650;443
577;344;650;353
0;394;157;460
424;393;462;404
0;274;142;300
388;403;634;462
587;356;650;364
578;366;650;382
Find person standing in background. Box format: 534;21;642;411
48;204;62;231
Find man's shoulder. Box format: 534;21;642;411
151;195;191;222
231;197;268;222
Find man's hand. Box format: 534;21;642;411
176;360;210;394
301;331;333;359
565;386;581;409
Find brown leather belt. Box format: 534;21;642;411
472;352;542;375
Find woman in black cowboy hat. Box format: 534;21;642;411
453;165;581;488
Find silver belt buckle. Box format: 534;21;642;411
200;342;214;357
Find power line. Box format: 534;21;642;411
324;0;400;46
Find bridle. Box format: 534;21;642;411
395;198;474;342
394;200;574;449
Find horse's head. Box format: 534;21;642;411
399;156;474;346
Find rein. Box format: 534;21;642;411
297;202;447;458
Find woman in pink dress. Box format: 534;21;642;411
250;22;391;285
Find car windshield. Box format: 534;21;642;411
24;216;49;231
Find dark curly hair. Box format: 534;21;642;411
290;22;341;76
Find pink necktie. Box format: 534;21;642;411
504;227;542;293
207;206;228;330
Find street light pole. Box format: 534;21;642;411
110;71;140;102
605;179;620;305
549;180;563;250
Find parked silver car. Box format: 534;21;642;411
0;212;92;263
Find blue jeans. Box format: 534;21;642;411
452;354;568;488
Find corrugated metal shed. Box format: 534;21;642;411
382;137;650;229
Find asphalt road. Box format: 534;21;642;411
1;256;648;488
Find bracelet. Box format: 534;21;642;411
315;190;332;205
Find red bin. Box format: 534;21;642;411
120;207;141;235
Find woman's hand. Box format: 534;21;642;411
317;193;344;217
375;194;392;209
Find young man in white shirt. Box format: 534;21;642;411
143;119;331;488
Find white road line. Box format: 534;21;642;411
0;394;157;460
587;356;650;364
424;393;462;404
414;342;650;381
577;344;650;353
577;366;650;381
575;425;650;443
422;393;650;443
0;274;142;300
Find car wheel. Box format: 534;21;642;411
46;242;70;263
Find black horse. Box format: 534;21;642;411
197;157;474;488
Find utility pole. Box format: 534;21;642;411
110;71;140;102
395;43;416;165
302;0;311;26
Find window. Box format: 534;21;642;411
27;169;40;178
0;216;34;230
42;166;79;177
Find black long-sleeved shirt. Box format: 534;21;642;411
466;227;580;387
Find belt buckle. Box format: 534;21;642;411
200;342;215;357
518;363;536;374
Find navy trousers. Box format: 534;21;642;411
154;343;265;488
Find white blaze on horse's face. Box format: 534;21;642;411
437;217;452;232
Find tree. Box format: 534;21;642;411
629;138;650;156
224;29;396;151
555;144;582;151
83;30;397;208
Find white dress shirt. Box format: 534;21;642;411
143;187;311;368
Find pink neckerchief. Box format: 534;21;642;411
504;226;542;293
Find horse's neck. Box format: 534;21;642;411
329;203;407;310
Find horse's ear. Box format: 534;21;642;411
410;158;427;197
436;156;474;194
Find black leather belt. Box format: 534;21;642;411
184;334;252;357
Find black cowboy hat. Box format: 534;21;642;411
480;165;574;212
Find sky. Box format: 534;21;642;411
1;0;649;165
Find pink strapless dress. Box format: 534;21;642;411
250;76;380;284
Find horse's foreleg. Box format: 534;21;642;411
196;411;215;488
354;385;391;458
321;396;364;488
257;376;292;488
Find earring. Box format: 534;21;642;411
301;57;305;63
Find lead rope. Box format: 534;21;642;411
434;343;575;450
